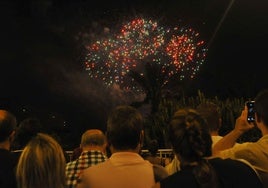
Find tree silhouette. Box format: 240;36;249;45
127;56;183;114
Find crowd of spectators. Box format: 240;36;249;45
1;89;268;187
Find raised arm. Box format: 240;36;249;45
212;107;255;156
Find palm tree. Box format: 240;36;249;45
126;56;188;148
127;56;182;114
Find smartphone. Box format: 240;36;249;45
246;101;255;122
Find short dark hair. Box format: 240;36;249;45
14;117;42;148
0;110;17;142
196;102;221;133
255;89;268;127
106;105;143;150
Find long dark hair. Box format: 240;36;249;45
169;108;219;188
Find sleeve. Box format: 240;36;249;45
219;142;251;159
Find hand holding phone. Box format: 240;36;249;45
246;101;255;123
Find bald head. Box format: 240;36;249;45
80;129;106;148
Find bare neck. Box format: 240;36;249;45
110;145;141;154
261;126;268;136
256;122;268;136
82;145;105;153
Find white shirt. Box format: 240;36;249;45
77;152;155;188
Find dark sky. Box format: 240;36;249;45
0;0;268;133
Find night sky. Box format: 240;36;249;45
0;0;268;135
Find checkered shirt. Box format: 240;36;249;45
65;150;107;188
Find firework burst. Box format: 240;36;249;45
84;18;207;92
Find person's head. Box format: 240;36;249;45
13;117;42;149
254;89;268;128
0;109;17;146
196;102;222;135
16;133;66;188
148;139;159;156
169;108;212;162
106;105;144;152
80;129;106;152
168;108;218;187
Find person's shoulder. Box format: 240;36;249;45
152;164;169;182
66;159;77;169
209;157;236;171
83;159;109;173
217;141;251;158
0;149;17;166
258;134;268;142
0;149;12;156
209;157;243;166
209;157;263;187
209;157;259;176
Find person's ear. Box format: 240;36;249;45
8;130;16;143
102;140;108;152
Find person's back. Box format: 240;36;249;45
153;108;263;188
12;117;42;149
77;105;168;188
165;102;223;175
160;157;263;188
78;153;155;188
213;89;268;186
210;158;262;188
0;109;17;188
65;129;108;188
11;117;43;163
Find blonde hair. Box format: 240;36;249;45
16;133;66;188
